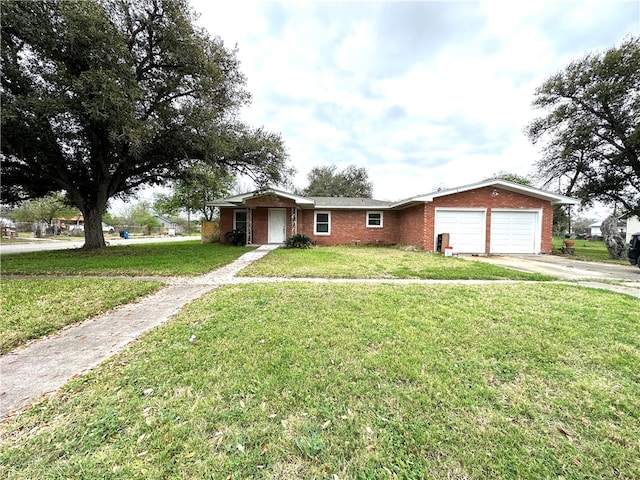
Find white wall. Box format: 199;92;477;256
626;216;640;243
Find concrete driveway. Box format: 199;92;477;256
467;254;640;298
468;254;638;280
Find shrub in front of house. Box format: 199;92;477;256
285;233;316;249
224;229;246;246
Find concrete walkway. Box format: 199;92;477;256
2;246;639;420
0;245;278;420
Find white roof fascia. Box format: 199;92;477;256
207;200;238;207
313;204;392;210
391;179;580;207
207;188;314;207
309;198;392;209
246;188;315;206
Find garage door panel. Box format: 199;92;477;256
490;211;538;254
435;210;485;254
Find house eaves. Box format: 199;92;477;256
391;179;580;208
308;197;393;210
208;188;315;207
207;200;238;207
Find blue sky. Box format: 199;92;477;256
189;0;639;202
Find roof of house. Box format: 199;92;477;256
391;179;580;208
590;219;627;228
209;180;580;210
309;197;393;209
209;188;314;207
154;214;175;224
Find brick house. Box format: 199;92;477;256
210;179;579;254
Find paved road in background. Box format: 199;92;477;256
0;235;199;255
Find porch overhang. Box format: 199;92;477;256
208;188;315;208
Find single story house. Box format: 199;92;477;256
154;215;183;235
210;179;579;255
625;215;640;244
590;218;627;240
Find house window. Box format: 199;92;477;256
314;211;331;235
234;209;247;232
367;211;383;228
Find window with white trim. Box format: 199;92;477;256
314;211;331;235
367;211;383;228
233;209;247;232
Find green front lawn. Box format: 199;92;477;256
552;237;629;264
0;241;254;276
240;246;554;280
0;279;163;354
2;282;638;479
0;242;252;352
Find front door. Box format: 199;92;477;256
268;208;286;243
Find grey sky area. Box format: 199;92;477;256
119;1;638;215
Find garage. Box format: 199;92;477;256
434;209;485;253
490;210;540;254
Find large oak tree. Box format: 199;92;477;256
1;0;291;248
527;36;640;215
153;163;235;222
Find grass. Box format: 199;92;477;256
0;241;254;276
1;282;638;479
552;237;629;264
0;279;163;354
0;242;252;352
0;235;33;244
240;246;554;280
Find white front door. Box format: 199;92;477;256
268;208;286;243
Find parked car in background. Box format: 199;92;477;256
68;223;114;233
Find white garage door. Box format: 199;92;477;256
490;210;539;254
434;209;485;254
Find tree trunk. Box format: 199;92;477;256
83;206;107;249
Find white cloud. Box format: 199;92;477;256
189;0;639;203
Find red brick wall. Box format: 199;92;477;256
398;205;427;246
219;208;234;243
251;208;269;244
220;188;555;252
426;187;553;253
220;206;296;244
541;206;553;253
298;209;399;246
